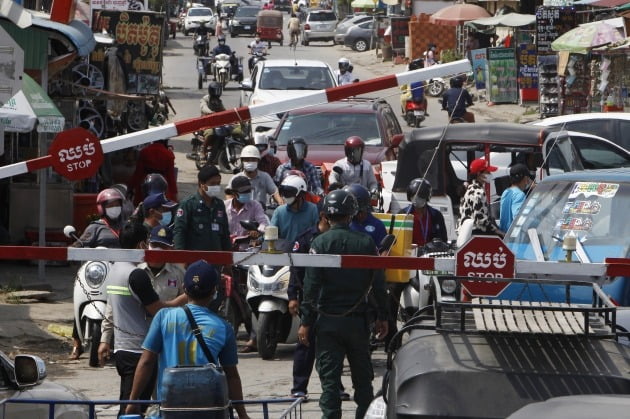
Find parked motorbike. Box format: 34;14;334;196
63;225;111;368
246;238;298;360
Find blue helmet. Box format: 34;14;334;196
343;183;371;212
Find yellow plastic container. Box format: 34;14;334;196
374;213;414;283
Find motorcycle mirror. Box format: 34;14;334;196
239;220;260;231
379;234;396;253
63;225;77;239
332;165;343;175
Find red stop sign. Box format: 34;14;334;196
49;128;104;181
456;236;515;297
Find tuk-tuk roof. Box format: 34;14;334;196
257;9;283;17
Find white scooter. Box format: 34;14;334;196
245;239;299;360
63;225;112;367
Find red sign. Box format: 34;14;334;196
49;128;104;181
456;236;515;297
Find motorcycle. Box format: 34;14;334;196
193;30;210;57
426;77;446;97
403;83;427;128
248;48;267;73
63;225;111;368
246;238;299;360
212;52;243;88
188;124;247;174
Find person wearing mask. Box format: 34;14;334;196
200;82;227;162
441;75;475;123
335;57;355;86
254;132;281;178
459;158;503;237
224;175;269;238
238;145;282;207
329;137;379;192
275;137;323;196
210;34;238;78
270;175;319;243
69;187;125;359
499;163;533;232
124;260;250;419
344;184;386;246
97;222;187;416
248;34;268;72
129;140;178;205
399;178;447;247
136;192;177;231
111;183;136;221
298;189;388;419
173;165;230;251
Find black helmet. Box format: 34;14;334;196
142;173;168;198
408;58;424;71
217;34;226;42
451;75;464;88
343;184;371;212
287;137;308;161
208;81;221;98
407;178;432;202
322;189;358;217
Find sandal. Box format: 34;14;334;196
69;345;84;360
239;345;257;354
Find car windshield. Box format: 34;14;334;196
505;179;630;262
235;7;258;17
259;66;335;90
276;112;382;146
189;8;212;16
309;12;336;21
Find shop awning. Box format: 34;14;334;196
0;74;65;133
590;0;630;7
467;13;536;27
31;17;95;57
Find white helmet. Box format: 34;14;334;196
338;57;350;71
253;132;269;146
279;174;307;198
241;145;261;160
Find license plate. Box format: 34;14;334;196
414;110;425;116
244;25;251;29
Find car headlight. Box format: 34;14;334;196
440;278;457;295
84;262;108;288
232;19;240;25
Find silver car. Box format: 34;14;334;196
301;9;338;46
334;14;371;45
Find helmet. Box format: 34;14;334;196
322;189;358;217
344;136;364;165
241;145;261;160
338;57;350;71
96;188;124;215
217;34;226;42
279;174;307;198
282;169;306;181
451;75;464;88
408;58;424;71
208;81;221;98
142;173;168;198
343;184;371;212
406;178;432;202
287;137;308;161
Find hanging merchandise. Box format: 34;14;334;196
558;53;589;115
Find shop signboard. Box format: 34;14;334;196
486;47;518;104
91;0;148;11
517;43;538;90
91;11;164;95
536;6;575;56
390;16;409;51
470;48;487;90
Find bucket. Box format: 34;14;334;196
161;364;229;418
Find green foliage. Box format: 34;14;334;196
440;49;462;63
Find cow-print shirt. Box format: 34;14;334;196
458;180;499;234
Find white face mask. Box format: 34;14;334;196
105;206;122;219
205;185;222;198
480;173;493;183
284;196;296;205
243;162;258;172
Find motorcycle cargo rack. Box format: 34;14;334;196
431;276;620;339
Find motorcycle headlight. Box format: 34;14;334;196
248;271;261;292
273;271;290;292
84;262;108;288
440;278;457;295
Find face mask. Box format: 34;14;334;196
255;38;261;43
284;196;296;206
205;185;222;198
160;211;172;226
413;197;427;209
243;162;258;172
237;192;252;204
481;173;493;183
105;206;122;219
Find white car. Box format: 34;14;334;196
531;112;630;151
240;59;337;134
183;7;216;36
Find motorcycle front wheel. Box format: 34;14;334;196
217;143;243;174
257;311;280;360
88;319;102;368
219;72;228;88
427;80;445;97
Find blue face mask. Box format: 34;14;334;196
160;211;172;226
237;193;252;204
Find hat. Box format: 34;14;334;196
226;175;252;194
149;226;174;247
184;260;220;296
143;193;177;210
509;163;533;182
469;158;498;175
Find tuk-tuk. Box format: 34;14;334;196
219;1;239;19
257;10;283;45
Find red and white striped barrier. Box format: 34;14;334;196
0;60;471;180
1;246;629;280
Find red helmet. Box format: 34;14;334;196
96;188;124;215
344;136;365;165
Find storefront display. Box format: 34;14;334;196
559;53;590;115
538;55;559;116
486;47;518;103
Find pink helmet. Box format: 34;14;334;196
96;188;124;215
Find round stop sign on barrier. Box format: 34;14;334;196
49;128;104;181
456;236;515;297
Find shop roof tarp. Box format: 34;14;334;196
0;74;65;133
467;13;536;28
590;0;630;7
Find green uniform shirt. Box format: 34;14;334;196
173;192;230;251
300;224;388;326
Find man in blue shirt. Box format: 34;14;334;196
270;175;319;243
343;184;386;247
500;164;533;232
124;260;250;419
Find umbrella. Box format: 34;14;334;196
0;74;65;133
351;0;378;8
429;3;491;26
551;21;625;54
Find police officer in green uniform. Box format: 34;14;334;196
298;189;389;419
173;165;230;251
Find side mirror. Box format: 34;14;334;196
239;220;260;231
15;355;47;388
241;80;253;91
391;133;404;148
63;225;77;239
